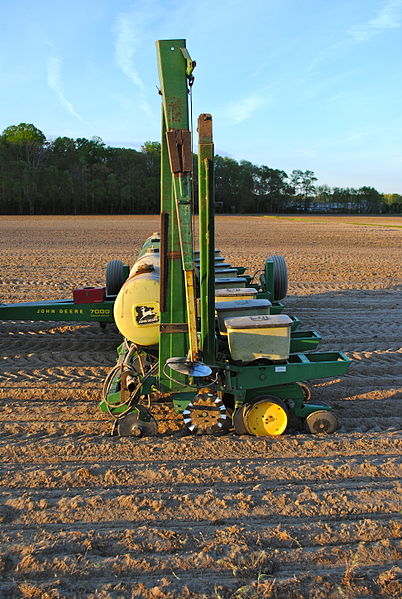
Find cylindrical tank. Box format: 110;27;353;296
113;236;161;346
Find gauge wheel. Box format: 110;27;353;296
244;395;288;437
268;254;288;301
233;404;250;435
305;410;338;434
106;259;124;296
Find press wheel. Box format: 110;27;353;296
244;396;288;437
305;410;337;434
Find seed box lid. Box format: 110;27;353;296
225;314;293;329
215;288;258;297
215;299;271;311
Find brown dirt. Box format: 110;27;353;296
0;214;401;599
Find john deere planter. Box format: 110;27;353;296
0;39;351;438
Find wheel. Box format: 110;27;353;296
182;389;228;435
244;396;288;436
233;404;250;435
297;382;312;402
305;410;337;434
106;259;124;296
117;408;157;437
268;255;288;301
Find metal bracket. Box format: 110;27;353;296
180;47;196;81
166;250;182;259
160;323;189;334
166;129;192;174
119;370;131;405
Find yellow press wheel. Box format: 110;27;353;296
244;396;288;437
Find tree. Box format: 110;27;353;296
255;166;292;212
383;193;402;213
1;123;47;213
355;187;384;214
0;124;393;216
141;141;161;155
2;123;46;168
290;169;317;211
214;156;239;212
2;122;46;147
75;136;109;165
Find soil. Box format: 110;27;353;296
0;214;401;599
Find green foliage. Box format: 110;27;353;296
0;123;397;215
383;193;402;213
2;122;46;145
141;141;161;155
289;169;318;210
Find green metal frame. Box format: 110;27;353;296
198;113;216;364
0;299;115;322
156;39;192;390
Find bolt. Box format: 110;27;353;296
131;425;143;437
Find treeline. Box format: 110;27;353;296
0;123;400;214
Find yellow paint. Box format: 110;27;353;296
114;272;160;346
215;288;258;302
184;269;199;361
245;400;288;436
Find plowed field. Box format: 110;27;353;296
0;215;401;599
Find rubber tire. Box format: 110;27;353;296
106;259;124;296
233;404;250;435
268;254;288;301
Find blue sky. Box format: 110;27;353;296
1;0;401;192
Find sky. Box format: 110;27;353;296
1;0;401;193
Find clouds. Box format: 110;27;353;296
114;13;144;91
225;93;268;125
113;6;157;119
46;56;85;122
349;0;402;42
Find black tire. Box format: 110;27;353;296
268;254;288;301
106;259;124;296
233;404;250;435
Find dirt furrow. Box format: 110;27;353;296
1;215;401;598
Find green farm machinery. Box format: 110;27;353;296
0;40;351;437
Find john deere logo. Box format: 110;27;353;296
135;305;159;326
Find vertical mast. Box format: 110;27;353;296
156;39;198;388
198;114;215;364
